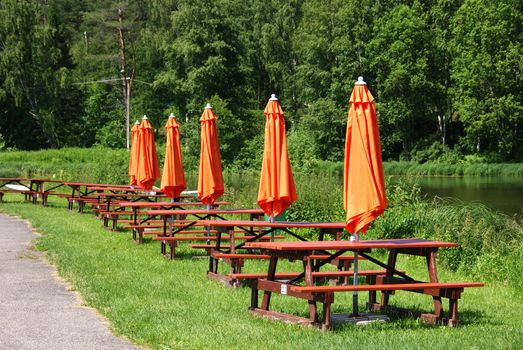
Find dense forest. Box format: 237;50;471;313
0;0;522;167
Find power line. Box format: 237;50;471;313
72;78;124;85
72;77;153;86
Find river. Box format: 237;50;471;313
395;176;523;220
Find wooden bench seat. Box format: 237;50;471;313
250;280;484;328
124;221;203;229
152;235;284;242
210;252;365;280
0;189;33;202
228;269;388;281
0;189;58;205
153;235;284;260
64;196;101;211
289;281;484;293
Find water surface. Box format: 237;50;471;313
395;176;523;219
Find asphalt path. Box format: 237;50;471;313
0;214;140;350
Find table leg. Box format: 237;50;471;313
427;250;443;317
304;257;318;323
261;256;278;310
448;298;459;326
322;292;334;330
250;281;259;309
380;248;397;306
229;226;235;254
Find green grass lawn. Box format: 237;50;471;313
1;193;522;350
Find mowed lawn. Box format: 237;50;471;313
1;194;522;350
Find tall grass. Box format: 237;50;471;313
1;147;522;289
383;161;523;177
2;148;523;179
220;172;523;290
370;181;523;290
1;198;522;349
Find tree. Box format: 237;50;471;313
155;0;253;163
450;0;523;161
0;0;81;149
369;1;440;159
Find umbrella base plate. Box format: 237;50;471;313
331;313;389;326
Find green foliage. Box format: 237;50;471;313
94;118;126;148
1;201;523;348
382;161;523;177
2;146;523;303
369;2;441;158
0;147;130;183
410;141;462;164
450;0;523;161
1;0;522;164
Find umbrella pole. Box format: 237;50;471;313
206;204;211;244
269;215;275;241
351;232;359;316
169;197;175;236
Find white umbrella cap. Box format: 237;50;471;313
142;115;148;120
355;76;366;85
269;94;278;101
134;120;140;125
205;103;212;109
169;113;175;118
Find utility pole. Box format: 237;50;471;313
118;8;132;150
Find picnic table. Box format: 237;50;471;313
194;220;349;286
0;177;62;205
62;182;135;197
113;201;231;234
142;209;266;258
241;238;484;329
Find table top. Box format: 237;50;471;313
117;201;231;208
197;219;347;229
97;192;166;198
145;208;265;216
63;182;133;188
0;178;58;183
0;178;32;181
243;238;459;251
86;186;155;192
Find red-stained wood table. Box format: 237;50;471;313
0;177;63;205
240;238;483;329
116;201;231;238
196;220;347;286
142;209;266;257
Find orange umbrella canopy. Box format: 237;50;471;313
161;114;186;198
128;120;141;186
257;94;297;218
197;104;224;205
344;77;388;233
136;116;161;191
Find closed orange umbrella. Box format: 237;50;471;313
197;104;224;205
344;77;388;317
257;94;297;219
137;115;160;191
128;120;140;186
161;113;186;198
344;77;387;234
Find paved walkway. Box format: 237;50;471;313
0;214;140;350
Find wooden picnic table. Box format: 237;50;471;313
193;220;348;286
62;182;135;197
241;237;483;329
85;185;158;193
0;177;62;205
142;209;266;258
96;192;169;213
113;200;232;232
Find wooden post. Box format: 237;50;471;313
118;8;131;150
